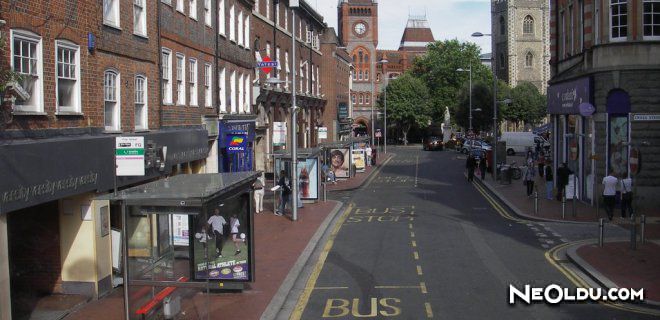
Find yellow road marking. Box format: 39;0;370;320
411;231;416;238
425;302;434;318
413;251;419;260
411;240;417;247
291;203;354;320
375;285;423;289
473;181;521;222
409;223;413;229
417;265;423;275
420;282;428;294
313;286;349;290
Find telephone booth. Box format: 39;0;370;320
103;172;259;319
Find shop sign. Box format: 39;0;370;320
273;122;287;146
256;56;278;74
318;127;328;139
338;104;349;119
578;102;595;117
116;136;145;176
632;114;660;122
547;77;591;115
226;135;247;153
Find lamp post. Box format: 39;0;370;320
290;0;300;221
378;59;389;153
456;63;473;132
472;32;497;179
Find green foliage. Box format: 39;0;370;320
500;82;547;126
0;34;21;94
454;81;494;133
380;72;432;143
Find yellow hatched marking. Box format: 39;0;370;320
411;231;416;238
416;265;423;275
420;282;428;294
425;302;434;318
409;223;413;229
411;240;417;247
413;252;419;260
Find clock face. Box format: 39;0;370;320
354;23;367;35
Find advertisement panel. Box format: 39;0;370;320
192;195;252;281
330;149;350;178
172;214;189;246
298;159;319;200
352;149;366;172
115;136;145;176
273;122;287;146
318;127;328;140
226;134;247;153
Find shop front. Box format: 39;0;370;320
218;119;256;173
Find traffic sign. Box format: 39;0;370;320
375;129;382;138
256;56;279;74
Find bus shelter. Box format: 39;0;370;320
101;172;259;319
320;137;370;178
273;148;323;202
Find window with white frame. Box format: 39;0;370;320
285;51;290;89
189;0;197;20
238;73;244;112
299;17;302;39
162;48;172;103
255;0;259;13
276;1;280;25
525;52;534;67
359;94;363;104
238;11;244;47
230;5;236;42
351;94;356;104
365;94;370;105
523;15;534;35
358;70;363;81
103;0;120;27
133;0;147;36
230;70;236;113
218;0;226;35
316;66;320;95
176;0;184;13
219;67;226;112
55;40;81;113
176;54;186;105
643;0;660;39
134;75;148;130
189;58;198;106
352;71;357;81
610;0;628;41
305;63;310;94
285;7;288;31
276;46;281;85
266;0;270;20
244;74;251;113
104;70;120;131
364;69;369;81
10;29;43;112
204;0;211;26
311;63;315;93
204;63;212;107
245;15;250;49
266;42;271;79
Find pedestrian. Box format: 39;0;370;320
371;147;377;166
556;163;573;201
602;172;618;221
365;145;372;167
544;159;554;200
620;175;633;218
207;207;227;258
537;151;545;178
276;170;291;216
252;174;265;213
523;157;536;197
479;153;487;180
229;214;243;255
466;154;477;182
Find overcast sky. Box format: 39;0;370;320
310;0;492;54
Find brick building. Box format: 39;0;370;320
251;0;327;173
548;0;660;208
320;27;352;142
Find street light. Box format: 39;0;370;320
456;63;473;132
378;59;389;153
472;31;498;179
290;1;300;221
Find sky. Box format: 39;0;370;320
310;0;493;54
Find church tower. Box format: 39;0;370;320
338;0;379;136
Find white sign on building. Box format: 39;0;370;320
115;136;145;176
273;122;287;147
318;127;328;140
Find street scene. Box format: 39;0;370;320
1;0;659;319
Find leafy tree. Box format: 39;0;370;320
500;82;547;127
454;82;494;133
411;39;492;122
0;34;21;128
379;73;431;145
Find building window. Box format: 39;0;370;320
204;0;211;26
358;52;363;63
176;54;186;105
103;0;120;27
230;70;236;113
285;7;289;31
352;71;357;81
316;66;320;96
219;67;226;112
162;48;172;103
569;5;574;54
525;52;533;67
365;93;370;105
359;94;363;104
285;51;290;89
364;70;369;81
133;0;147;36
643;0;660;39
523;15;534;35
266;0;270;20
276;1;280;25
10;29;43;112
55;40;81;113
245;15;250;49
352;94;356;104
238;73;244;112
230;5;236;42
610;0;628;41
189;58;198;106
499;16;505;35
176;0;184;13
358;70;363;81
218;0;226;35
135;75;148;130
189;0;197;20
245;74;251;113
204;63;212;107
238;11;244;47
104;70;120;131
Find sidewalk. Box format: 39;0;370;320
327;153;392;192
476;171;660;308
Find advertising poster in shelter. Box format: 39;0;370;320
352;149;366;172
330;149;350;178
172;214;189;246
193;195;252;281
298;159;319;200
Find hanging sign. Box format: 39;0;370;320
115;136;145;176
256;56;279;74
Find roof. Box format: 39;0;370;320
399;15;435;52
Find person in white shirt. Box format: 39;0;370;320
230;214;243;255
252;174;265;213
602;173;619;221
365;146;372;167
207;208;227;257
620;176;633;218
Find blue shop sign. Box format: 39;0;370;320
218;120;255;148
547;77;592;115
226;134;248;153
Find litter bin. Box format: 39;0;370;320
499;165;512;185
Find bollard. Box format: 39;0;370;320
598;218;604;247
534;191;539;215
572;194;576;217
562;195;566;219
641;215;646;245
630;214;637;250
323;182;327;202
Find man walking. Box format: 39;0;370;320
252;174;265;213
207;207;227;258
556;163;572;201
602;172;618;221
544;160;554;200
276;170;291;216
466;154;477;182
365;145;372;167
620;175;633;218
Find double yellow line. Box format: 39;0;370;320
472;181;522;222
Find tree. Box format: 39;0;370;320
454;82;494;133
0;33;21;129
379;73;431;145
500;82;547;127
411;39;493;122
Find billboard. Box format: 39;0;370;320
298;158;319;200
330;149;350;179
352;149;366;172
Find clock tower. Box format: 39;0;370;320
338;0;379;137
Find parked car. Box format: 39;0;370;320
423;136;443;151
461;139;492;154
499;131;550;155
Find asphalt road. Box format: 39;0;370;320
289;146;654;320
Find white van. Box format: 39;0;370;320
499;132;550;155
